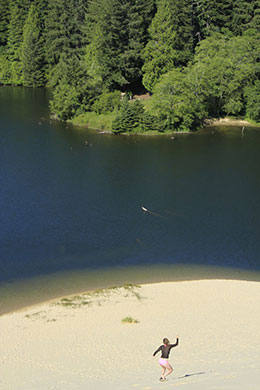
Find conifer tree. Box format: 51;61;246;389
195;0;233;39
117;97;136;132
21;4;45;87
0;0;10;47
249;0;260;33
140;111;158;132
86;0;130;89
86;0;155;91
230;0;255;35
111;116;123;134
45;0;88;86
0;0;11;82
123;0;155;91
45;0;92;118
112;97;136;133
142;0;193;92
130;99;145;130
6;0;31;84
34;0;49;22
34;0;49;47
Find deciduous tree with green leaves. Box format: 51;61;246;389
92;90;121;114
151;69;207;131
244;80;260;122
49;55;101;120
190;33;260;117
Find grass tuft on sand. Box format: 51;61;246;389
121;316;139;324
54;283;143;309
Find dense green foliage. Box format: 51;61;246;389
151;69;207;132
150;33;260;132
0;0;10;47
45;0;87;86
191;33;260;117
0;0;10;83
92;90;121;114
5;0;31;84
85;0;155;90
142;0;194;91
112;97;158;133
0;0;259;132
21;4;45;87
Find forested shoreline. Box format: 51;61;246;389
0;0;259;133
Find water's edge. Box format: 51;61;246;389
1;264;259;317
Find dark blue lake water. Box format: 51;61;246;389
0;87;260;312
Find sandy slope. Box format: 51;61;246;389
1;280;260;390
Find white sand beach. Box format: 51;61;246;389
1;279;260;390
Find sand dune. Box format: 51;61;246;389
1;280;260;389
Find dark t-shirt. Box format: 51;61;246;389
153;338;179;358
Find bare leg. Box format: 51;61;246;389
160;366;166;379
164;362;173;378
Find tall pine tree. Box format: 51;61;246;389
86;0;130;89
0;0;10;47
7;0;31;84
249;0;260;33
45;0;88;86
230;0;255;35
0;0;10;83
21;4;45;87
142;0;194;92
122;0;155;91
195;0;233;39
86;0;155;92
46;0;99;119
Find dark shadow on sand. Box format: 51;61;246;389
174;372;206;380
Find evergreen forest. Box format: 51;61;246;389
0;0;259;132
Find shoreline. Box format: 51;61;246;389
70;115;260;135
1;278;260;389
1;264;260;317
204;117;259;127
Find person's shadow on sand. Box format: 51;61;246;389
174;372;206;380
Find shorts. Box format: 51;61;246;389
159;358;169;367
